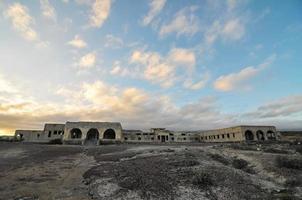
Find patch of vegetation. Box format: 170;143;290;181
275;156;302;170
232;158;256;174
263;148;289;154
192;171;214;188
229;144;257;151
232;158;248;169
209;153;229;165
294;145;302;154
170;159;199;167
48;139;63;144
285;178;302;188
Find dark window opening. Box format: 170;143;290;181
70;128;82;139
103;129;116;139
138;137;141;140
124;137;128;140
48;131;51;137
157;135;160;140
54;131;57;135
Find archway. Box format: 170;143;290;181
256;130;265;141
70;128;82;139
267;130;276;140
245;130;254;141
85;128;99;145
103;129;116;139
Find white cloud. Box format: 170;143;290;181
40;0;56;21
244;95;302;119
168;48;196;73
159;6;199;37
183;72;210;90
78;52;96;68
104;34;123;49
129;48;202;88
222;19;245;40
68;35;87;48
89;0;111;28
214;55;276;92
205;18;245;46
142;0;166;26
4;3;38;41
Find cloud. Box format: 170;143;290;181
78;52;96;68
89;0;111;28
104;34;123;49
222;19;245;40
4;3;38;41
205;18;245;45
68;35;87;48
214;55;276;92
40;0;56;21
127;47;204;89
159;6;199;37
142;0;166;26
183;72;210;90
244;95;302;119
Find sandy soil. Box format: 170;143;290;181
0;142;301;200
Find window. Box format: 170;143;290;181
217;135;220;139
37;134;40;138
54;131;57;135
58;130;62;135
205;136;207;140
233;133;235;138
62;131;64;135
157;135;160;140
181;133;186;136
222;134;225;139
48;131;51;137
171;137;174;141
151;137;154;140
138;137;141;140
183;137;186;140
166;135;168;140
227;133;230;138
213;135;216;139
136;133;141;135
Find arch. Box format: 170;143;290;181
256;130;265;141
103;129;116;139
267;130;276;140
245;130;254;141
70;128;82;139
85;128;99;145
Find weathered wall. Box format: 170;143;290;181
200;126;277;143
63;121;123;145
15;130;44;143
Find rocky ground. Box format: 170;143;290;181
0;142;301;200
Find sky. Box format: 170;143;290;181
0;0;302;135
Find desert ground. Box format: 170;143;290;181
0;142;301;200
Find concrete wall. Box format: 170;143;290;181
123;129;199;143
15;130;44;143
200;126;277;143
63;121;123;145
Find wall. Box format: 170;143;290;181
63;121;123;145
200;126;277;143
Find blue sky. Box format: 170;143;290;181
0;0;301;135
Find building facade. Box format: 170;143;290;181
14;122;279;145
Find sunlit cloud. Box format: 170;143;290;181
104;34;124;49
89;0;112;28
40;0;57;21
78;52;97;68
159;6;199;37
214;55;276;92
4;3;38;41
142;0;166;26
68;35;87;48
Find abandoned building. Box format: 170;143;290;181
14;121;279;145
200;125;278;142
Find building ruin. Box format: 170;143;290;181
14;121;279;144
